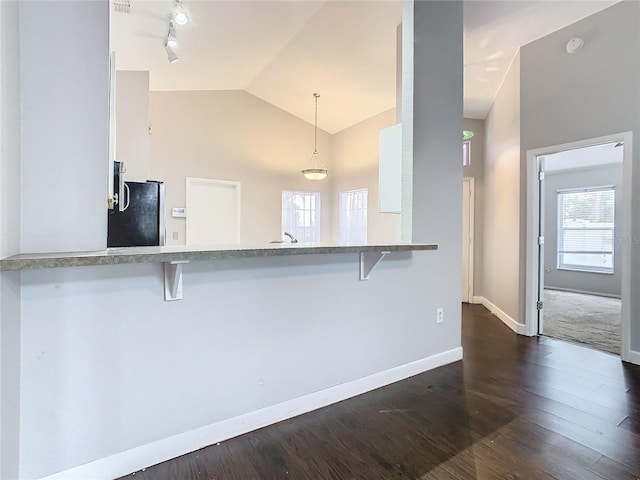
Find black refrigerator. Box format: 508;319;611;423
108;179;166;247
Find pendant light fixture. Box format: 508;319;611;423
301;93;330;181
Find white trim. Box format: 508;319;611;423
479;296;528;335
462;177;475;302
545;162;623;176
555;184;615;193
471;295;483;304
625;349;640;365
620;133;633;364
525;152;542;336
38;347;463;480
556;266;614;275
525;132;634;362
544;286;621;299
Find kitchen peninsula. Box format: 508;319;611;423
0;1;463;479
1;243;437;301
0;243;437;271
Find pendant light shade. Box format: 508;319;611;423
302;93;329;180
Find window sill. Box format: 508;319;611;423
556;266;614;275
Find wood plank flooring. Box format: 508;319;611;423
119;304;640;480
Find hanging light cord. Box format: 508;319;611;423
301;92;329;179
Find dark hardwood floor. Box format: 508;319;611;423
120;304;640;480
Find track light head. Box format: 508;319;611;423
165;44;179;63
173;0;189;25
166;24;179;49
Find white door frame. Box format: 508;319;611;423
525;132;633;362
462;177;475;302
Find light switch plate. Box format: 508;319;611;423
172;207;186;218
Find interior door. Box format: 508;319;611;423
186;177;241;245
537;157;546;334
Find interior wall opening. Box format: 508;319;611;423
536;140;625;356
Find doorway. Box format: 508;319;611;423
539;144;623;354
525;133;632;361
462;177;475;303
186;177;241;245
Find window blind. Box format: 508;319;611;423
557;187;615;273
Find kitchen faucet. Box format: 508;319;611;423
284;231;298;243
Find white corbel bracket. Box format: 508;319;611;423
359;251;390;280
164;260;189;301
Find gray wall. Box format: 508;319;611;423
463;117;484;297
0;1;21;477
412;0;463;249
520;1;640;350
19;0;109;253
544;164;623;297
12;2;465;478
483;51;521;322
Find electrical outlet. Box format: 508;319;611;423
172;232;179;240
436;307;444;324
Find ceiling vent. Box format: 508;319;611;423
113;0;131;14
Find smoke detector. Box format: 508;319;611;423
565;37;584;54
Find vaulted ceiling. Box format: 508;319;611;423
111;0;618;134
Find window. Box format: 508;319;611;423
557;187;615;274
463;141;471;166
281;191;321;243
339;189;368;245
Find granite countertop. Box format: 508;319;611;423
0;243;438;271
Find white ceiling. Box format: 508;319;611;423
111;0;619;134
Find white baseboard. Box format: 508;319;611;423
545;286;621;299
476;296;527;335
39;347;463;480
623;348;640;366
471;296;483;304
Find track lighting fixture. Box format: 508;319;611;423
165;44;179;64
164;2;188;63
166;21;179;49
172;0;189;25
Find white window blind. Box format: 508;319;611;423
339;189;368;245
557;186;615;274
281;190;321;243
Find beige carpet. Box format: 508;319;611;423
542;289;621;355
542;290;621;355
